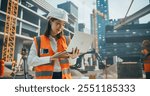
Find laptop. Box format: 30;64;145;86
52;32;94;58
66;32;94;53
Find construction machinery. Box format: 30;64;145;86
0;0;19;77
71;49;105;70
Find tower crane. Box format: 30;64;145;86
92;9;105;53
0;0;19;77
92;8;105;67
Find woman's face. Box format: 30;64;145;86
50;19;65;37
141;49;148;55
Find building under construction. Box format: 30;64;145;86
0;0;78;78
0;0;150;79
105;2;150;64
0;0;77;59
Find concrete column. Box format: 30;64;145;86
37;18;41;36
94;60;99;70
14;38;23;61
79;58;85;70
19;8;23;35
0;0;1;9
113;56;118;65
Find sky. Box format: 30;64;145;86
108;0;150;22
46;0;150;32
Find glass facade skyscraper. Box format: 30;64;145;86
96;0;109;58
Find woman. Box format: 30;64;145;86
141;40;150;79
28;8;79;79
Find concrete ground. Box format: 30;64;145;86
71;64;145;79
1;64;145;79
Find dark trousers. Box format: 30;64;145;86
146;72;150;79
52;72;62;79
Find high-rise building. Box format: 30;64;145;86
78;23;85;32
96;0;109;58
105;22;150;64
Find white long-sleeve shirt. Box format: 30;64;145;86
27;42;51;70
27;36;76;71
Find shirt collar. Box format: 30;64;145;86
49;35;55;41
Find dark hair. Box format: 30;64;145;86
142;40;150;52
44;18;63;39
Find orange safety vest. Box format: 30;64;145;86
144;55;150;72
33;35;72;79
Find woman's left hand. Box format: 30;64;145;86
68;47;80;59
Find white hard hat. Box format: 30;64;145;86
47;8;68;23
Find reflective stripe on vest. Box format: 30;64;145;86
34;35;72;79
59;58;72;79
60;59;69;64
62;68;71;74
62;68;72;79
34;62;54;79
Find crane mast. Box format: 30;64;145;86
92;9;105;53
2;0;19;62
